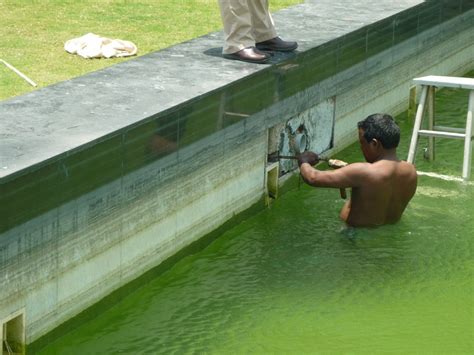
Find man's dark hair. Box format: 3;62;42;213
357;113;400;149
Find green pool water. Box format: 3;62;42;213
38;79;473;354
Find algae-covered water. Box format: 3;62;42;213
39;80;473;354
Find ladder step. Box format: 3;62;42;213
418;130;466;139
433;126;466;134
413;76;474;90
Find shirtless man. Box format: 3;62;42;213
298;113;417;227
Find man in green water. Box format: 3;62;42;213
298;113;417;227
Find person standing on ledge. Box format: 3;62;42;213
218;0;298;64
298;114;417;227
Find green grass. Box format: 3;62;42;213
0;0;302;101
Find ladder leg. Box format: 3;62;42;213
427;86;435;161
407;85;428;164
462;90;474;181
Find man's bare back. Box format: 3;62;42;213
298;113;417;228
339;160;417;227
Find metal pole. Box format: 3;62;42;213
0;59;37;87
428;86;435;161
407;85;428;164
462;90;473;181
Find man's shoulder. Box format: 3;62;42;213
340;162;372;176
397;160;417;175
339;162;374;185
366;160;414;181
389;160;417;185
374;159;415;171
344;162;371;170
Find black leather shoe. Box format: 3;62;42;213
223;46;270;64
256;37;298;52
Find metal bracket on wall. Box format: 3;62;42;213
265;162;279;206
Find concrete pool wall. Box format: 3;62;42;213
1;0;473;347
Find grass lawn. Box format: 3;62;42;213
0;0;302;101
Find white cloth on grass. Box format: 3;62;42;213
65;33;137;59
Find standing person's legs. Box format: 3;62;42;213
218;0;270;63
247;0;277;43
218;0;255;54
250;0;298;52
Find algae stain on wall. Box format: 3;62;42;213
268;98;335;174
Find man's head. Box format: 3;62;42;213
357;114;400;162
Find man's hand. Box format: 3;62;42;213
298;151;319;167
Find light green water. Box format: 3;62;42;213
39;79;473;354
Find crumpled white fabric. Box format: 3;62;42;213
64;33;137;59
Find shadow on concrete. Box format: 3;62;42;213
204;46;300;65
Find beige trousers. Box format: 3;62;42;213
218;0;277;54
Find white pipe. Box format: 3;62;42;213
0;59;37;87
462;90;473;181
407;85;428;163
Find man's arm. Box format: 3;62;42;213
299;162;368;188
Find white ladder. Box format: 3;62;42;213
407;75;474;181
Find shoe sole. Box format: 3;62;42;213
222;54;270;64
256;45;298;52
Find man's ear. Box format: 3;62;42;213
371;138;382;149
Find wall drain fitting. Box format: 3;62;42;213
1;310;25;355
